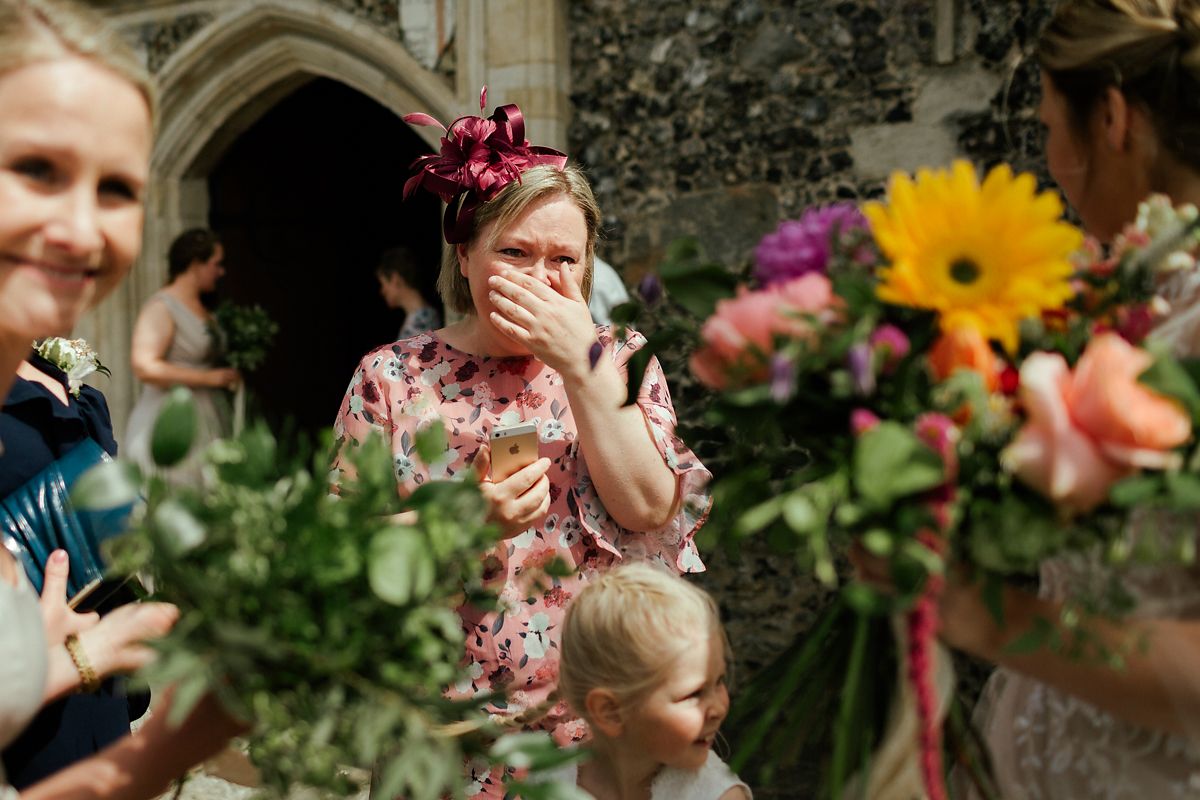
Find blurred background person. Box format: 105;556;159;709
126;228;239;484
375;243;442;340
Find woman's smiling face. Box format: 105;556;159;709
0;56;151;340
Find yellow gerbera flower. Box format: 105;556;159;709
864;160;1083;353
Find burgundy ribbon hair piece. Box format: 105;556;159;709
403;87;568;244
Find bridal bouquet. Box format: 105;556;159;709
73;392;580;800
618;162;1200;798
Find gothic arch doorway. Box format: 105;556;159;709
207;77;441;437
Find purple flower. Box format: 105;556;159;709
848;342;875;396
770;353;795;403
637;273;664;307
754;203;869;287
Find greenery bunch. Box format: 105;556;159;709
212;302;279;372
75;390;581;799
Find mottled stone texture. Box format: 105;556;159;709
568;1;1059;795
568;0;1060;276
330;0;402;37
139;13;212;73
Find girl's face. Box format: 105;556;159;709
0;57;151;341
623;631;730;772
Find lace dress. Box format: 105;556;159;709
967;269;1200;799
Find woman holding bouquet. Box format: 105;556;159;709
127;228;239;485
0;0;240;795
866;1;1200;796
332;95;711;797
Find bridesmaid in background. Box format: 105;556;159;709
126;228;239;483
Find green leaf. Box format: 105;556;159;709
369;527;435;606
781;492;820;534
1139;350;1200;422
70;460;141;510
153;500;206;555
1109;474;1164;507
852;421;946;509
150;387;198;467
414;420;448;466
1003;616;1056;655
623;347;653;407
734;496;784;537
1166;472;1200;509
166;671;211;726
982;573;1005;628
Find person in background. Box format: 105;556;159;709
376;244;442;340
586;255;630;326
126;228;238;484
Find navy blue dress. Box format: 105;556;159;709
0;353;149;788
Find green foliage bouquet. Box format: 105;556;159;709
75;390;580;799
212;302;279;373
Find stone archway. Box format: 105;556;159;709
81;0;572;438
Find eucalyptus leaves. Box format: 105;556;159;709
73;389;583;799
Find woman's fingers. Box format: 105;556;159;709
40;549;69;604
488;289;537;328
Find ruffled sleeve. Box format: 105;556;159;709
569;327;711;574
330;347;396;488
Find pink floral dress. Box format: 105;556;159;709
332;326;710;788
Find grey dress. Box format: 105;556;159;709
126;292;231;486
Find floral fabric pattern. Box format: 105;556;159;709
332;325;711;753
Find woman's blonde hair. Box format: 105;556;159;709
0;0;156;120
1037;0;1200;169
438;164;600;314
558;562;729;720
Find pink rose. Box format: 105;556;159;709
869;324;911;371
690;274;839;389
1004;334;1191;513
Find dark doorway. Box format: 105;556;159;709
208;77;442;439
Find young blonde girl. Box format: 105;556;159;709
549;563;752;800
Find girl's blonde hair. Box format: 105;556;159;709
0;0;156;120
558;563;729;719
439;164;600;314
1037;0;1200;170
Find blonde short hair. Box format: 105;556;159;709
558;563;729;719
0;0;156;121
1038;0;1200;170
438;164;601;315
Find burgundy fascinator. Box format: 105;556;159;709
403;87;568;244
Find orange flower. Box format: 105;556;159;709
928;325;1000;392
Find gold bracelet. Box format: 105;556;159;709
64;634;100;693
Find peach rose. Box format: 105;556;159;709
690;273;839;389
1003;334;1191;514
1067;333;1191;468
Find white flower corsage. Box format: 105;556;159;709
34;337;109;397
